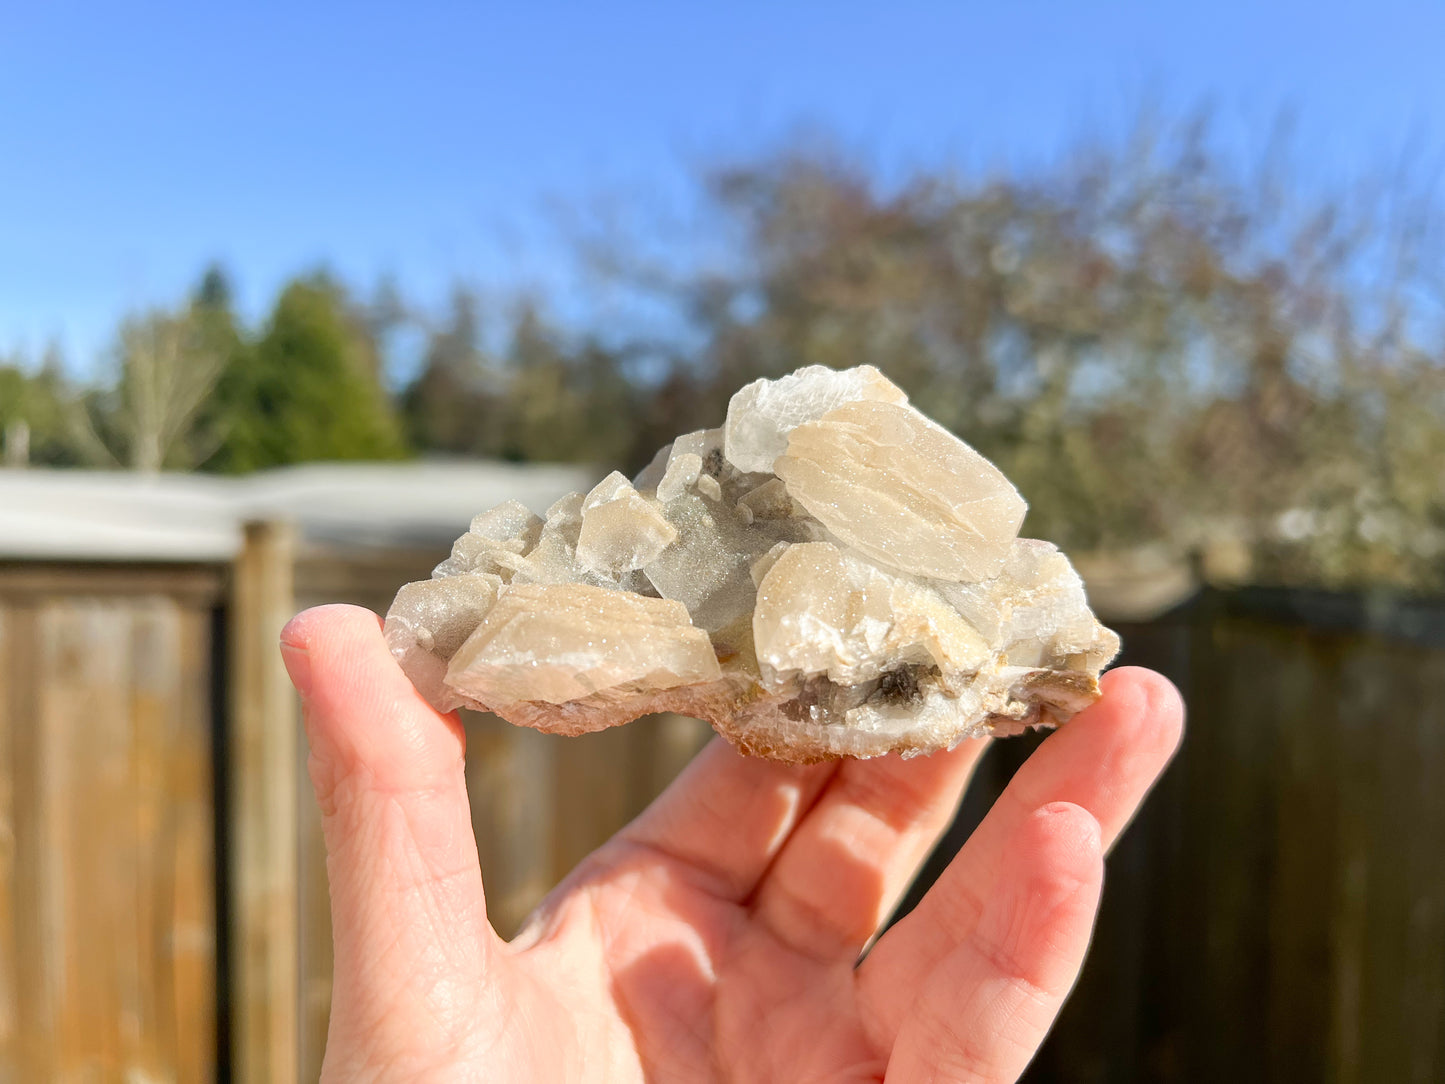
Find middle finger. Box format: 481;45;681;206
747;737;991;961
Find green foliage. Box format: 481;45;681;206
401;299;636;468
494;308;636;465
209;276;408;472
0;349;82;466
401;289;502;456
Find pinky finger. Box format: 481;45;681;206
884;802;1103;1084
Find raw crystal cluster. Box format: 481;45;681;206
385;365;1120;762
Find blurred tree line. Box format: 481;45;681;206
2;117;1443;589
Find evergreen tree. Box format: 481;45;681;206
0;347;81;466
211;275;408;471
498;304;634;465
402;288;505;456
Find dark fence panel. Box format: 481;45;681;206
904;588;1445;1083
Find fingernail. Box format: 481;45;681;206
280;641;313;702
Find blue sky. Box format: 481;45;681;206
2;0;1443;371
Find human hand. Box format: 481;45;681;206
281;604;1183;1083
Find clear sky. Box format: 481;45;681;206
2;0;1443;370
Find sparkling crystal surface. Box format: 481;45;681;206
574;472;677;575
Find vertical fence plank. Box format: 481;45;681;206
1328;641;1376;1084
1132;619;1194;1082
1393;643;1445;1084
296;725;333;1084
1352;641;1445;1083
44;600;134;1078
5;600;46;1084
5;604;48;1084
551;724;640;880
128;600;171;1083
464;713;556;938
1419;656;1445;1084
230;522;299;1084
1174;617;1272;1082
1264;628;1341;1084
172;603;218;1084
0;604;18;1081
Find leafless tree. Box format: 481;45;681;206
79;310;228;471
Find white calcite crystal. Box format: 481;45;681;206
385;365;1120;762
575;472;677;575
723;364;909;473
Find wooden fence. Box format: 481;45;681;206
0;534;711;1084
929;588;1445;1083
2;543;1443;1082
0;565;221;1084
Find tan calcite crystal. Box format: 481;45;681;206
385;365;1120;761
445;583;720;707
775;400;1028;581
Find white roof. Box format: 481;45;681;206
0;462;597;562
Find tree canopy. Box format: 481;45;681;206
4;116;1443;589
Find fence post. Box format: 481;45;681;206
230;520;298;1084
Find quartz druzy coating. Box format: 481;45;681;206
385;365;1120;761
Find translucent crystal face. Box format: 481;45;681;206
723;364;909;474
575;472;677;575
774;400;1028;581
751;541;993;688
445;583;720;707
385;365;1120;761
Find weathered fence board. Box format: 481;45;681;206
229;522;299;1084
0;571;221;1084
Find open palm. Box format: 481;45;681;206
281;604;1182;1083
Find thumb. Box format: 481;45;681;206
280;604;499;1064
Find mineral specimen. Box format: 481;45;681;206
385;364;1120;762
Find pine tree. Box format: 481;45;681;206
211;275;408;471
